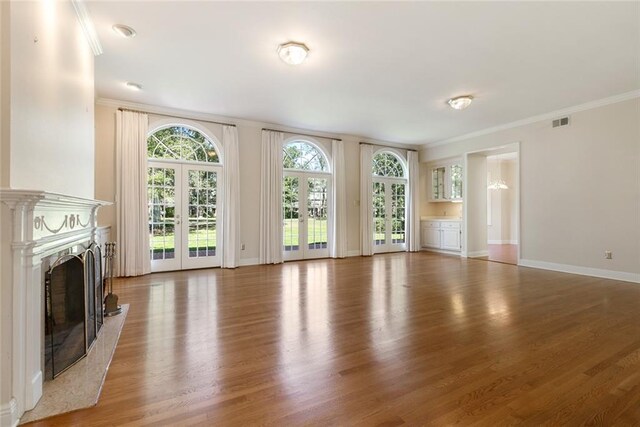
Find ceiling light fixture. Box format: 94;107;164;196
447;95;474;110
488;179;509;190
125;82;142;91
112;24;137;38
277;41;309;65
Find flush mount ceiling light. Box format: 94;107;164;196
112;24;137;38
488;179;509;190
125;82;142;91
277;41;309;65
447;95;474;110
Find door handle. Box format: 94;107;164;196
299;218;305;223
176;220;181;225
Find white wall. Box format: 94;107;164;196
0;0;10;409
1;2;96;424
421;97;640;277
0;0;9;188
7;0;95;199
1;3;13;419
95;105;116;231
503;160;517;242
94;101;388;264
465;154;487;256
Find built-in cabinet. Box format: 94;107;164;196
429;160;463;202
421;220;462;252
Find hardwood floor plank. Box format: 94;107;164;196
25;253;640;426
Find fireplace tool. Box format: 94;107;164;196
104;242;122;316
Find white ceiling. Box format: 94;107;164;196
87;1;640;145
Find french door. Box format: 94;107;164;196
283;172;330;261
373;179;407;253
148;161;222;272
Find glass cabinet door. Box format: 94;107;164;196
450;164;463;200
431;167;446;200
430;163;463;201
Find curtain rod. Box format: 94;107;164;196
359;141;418;152
262;128;341;141
118;108;236;127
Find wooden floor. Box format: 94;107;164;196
28;253;640;426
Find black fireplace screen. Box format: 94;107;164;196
85;250;97;346
91;244;104;334
44;255;86;378
44;244;104;379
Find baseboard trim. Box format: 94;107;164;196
519;259;640;284
27;370;43;410
422;248;462;256
238;257;260;267
0;398;19;427
467;250;489;258
347;250;361;257
488;240;518;245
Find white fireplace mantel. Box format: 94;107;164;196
0;189;111;427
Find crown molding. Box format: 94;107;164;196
422;89;640;149
71;0;103;56
95;97;420;150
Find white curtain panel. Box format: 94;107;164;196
259;130;284;264
329;139;347;258
222;125;240;268
115;110;151;276
407;150;421;252
360;144;374;256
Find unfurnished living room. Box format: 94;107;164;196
1;1;640;426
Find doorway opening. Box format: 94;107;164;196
484;152;518;265
463;144;520;265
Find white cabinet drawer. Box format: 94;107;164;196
441;221;461;229
422;221;441;228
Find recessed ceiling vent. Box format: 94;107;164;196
552;116;570;128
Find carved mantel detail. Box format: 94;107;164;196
33;214;91;234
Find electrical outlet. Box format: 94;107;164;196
241;243;245;251
604;251;612;259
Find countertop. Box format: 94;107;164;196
420;216;463;222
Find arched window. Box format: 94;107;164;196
372;152;405;177
283;141;329;172
147;126;219;163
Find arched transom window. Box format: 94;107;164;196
283;141;328;172
372;152;405;177
148;126;219;163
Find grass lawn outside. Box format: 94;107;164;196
151;229;216;252
283;218;328;246
151;219;404;252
